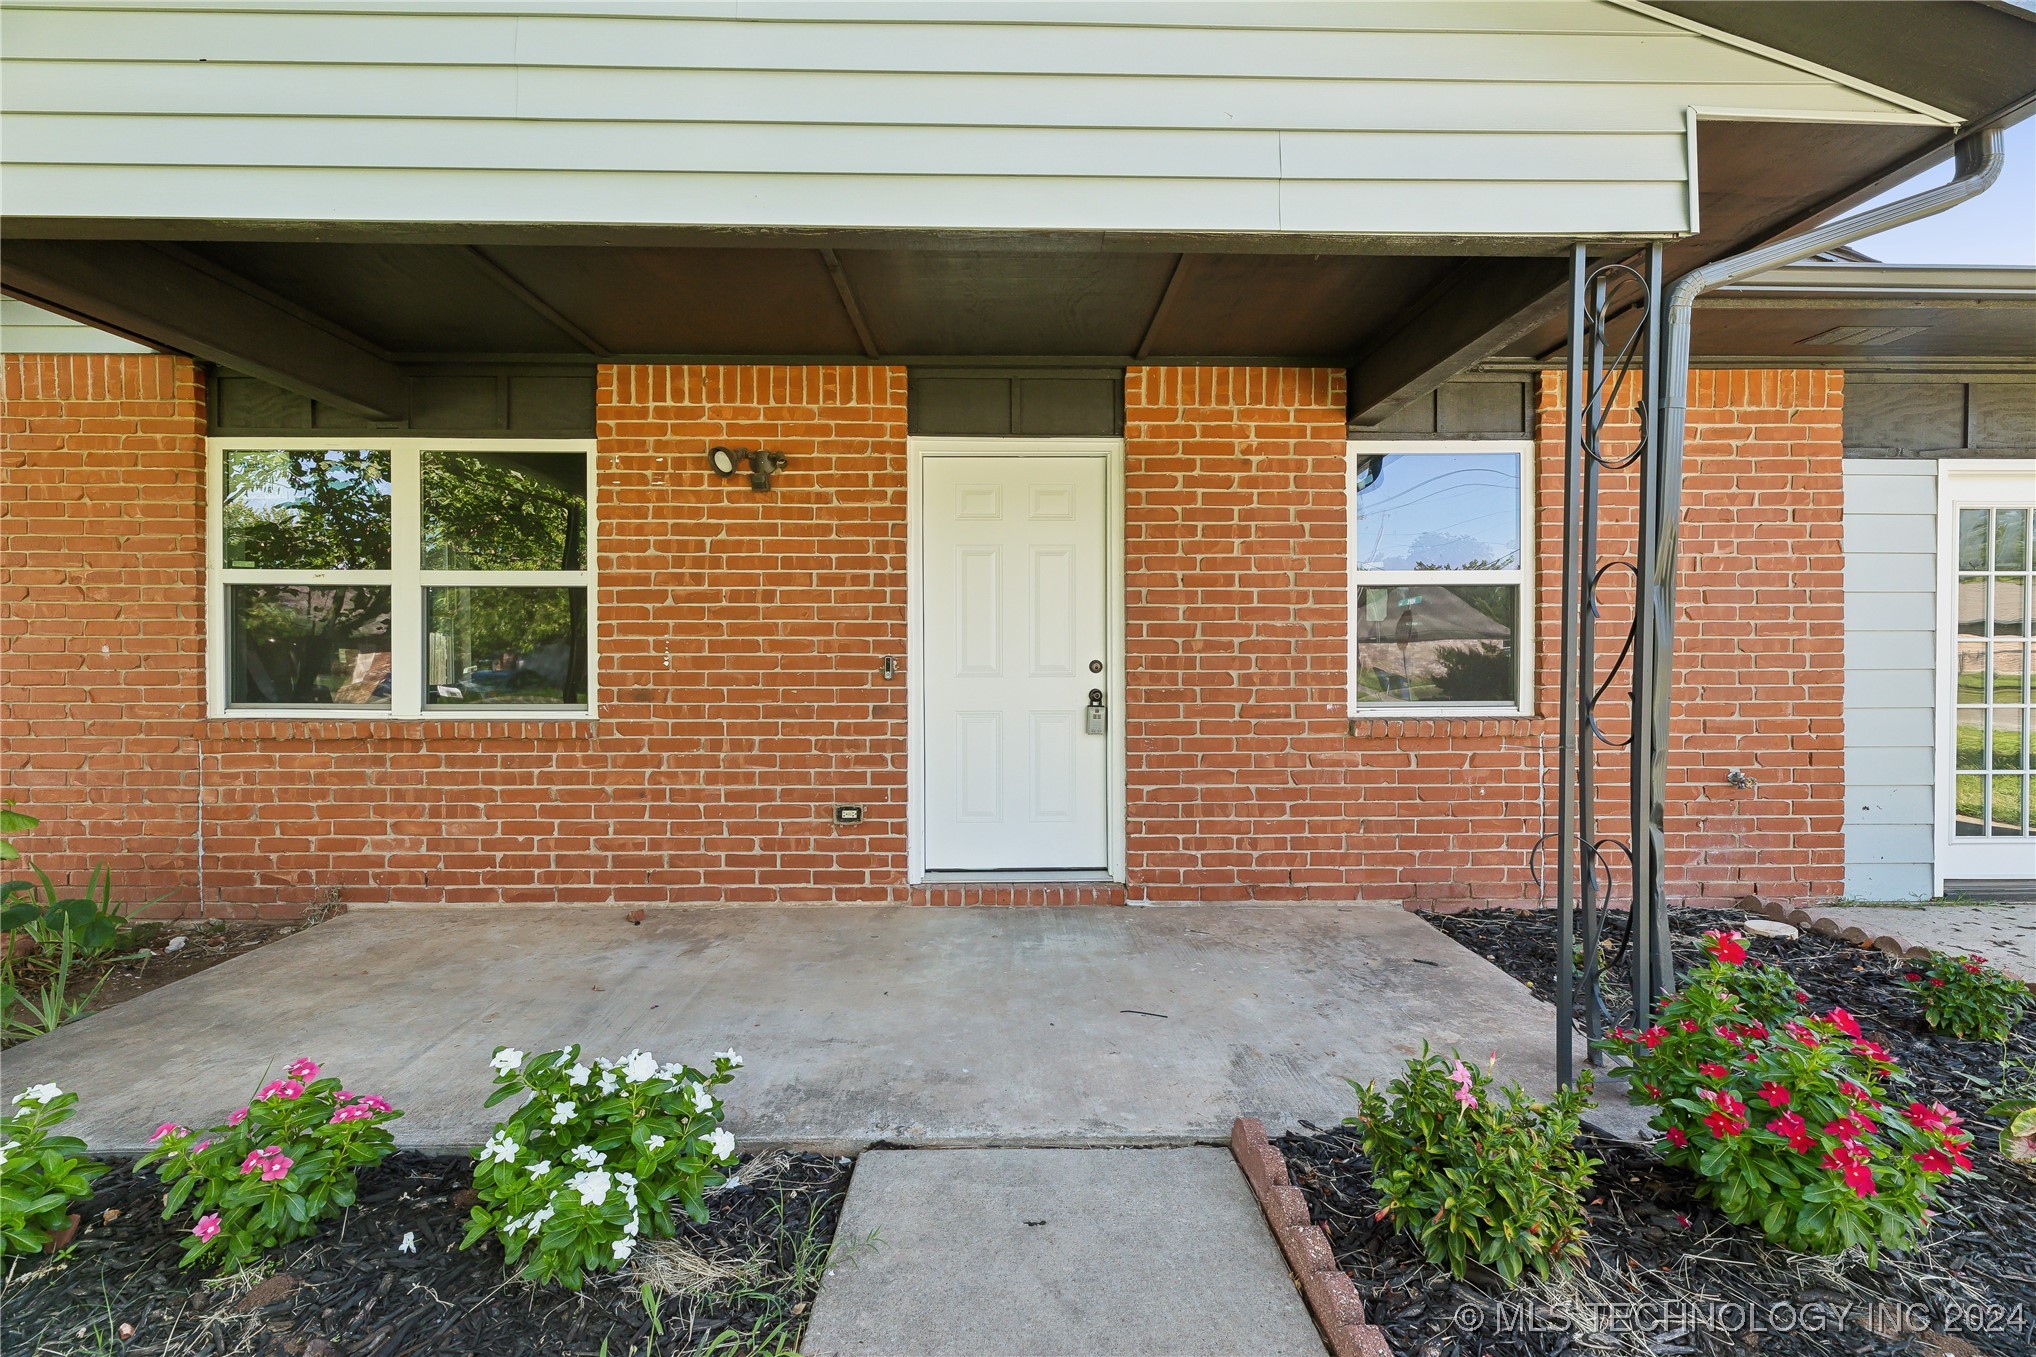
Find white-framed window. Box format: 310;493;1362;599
206;437;597;719
1346;438;1534;716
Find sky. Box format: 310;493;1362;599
1838;118;2036;266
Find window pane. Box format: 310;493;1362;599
425;586;588;707
1992;709;2027;772
1959;508;1989;570
228;585;392;706
1996;576;2031;638
1957;576;1988;635
1954;775;1985;835
1990;774;2027;836
422;450;589;571
1996;507;2029;570
1351;453;1520;570
1956;641;1989;703
223;448;391;570
1956;707;1987;770
1995;642;2029;706
1352;583;1518;705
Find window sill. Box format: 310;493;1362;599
1346;710;1548;737
207;711;597;741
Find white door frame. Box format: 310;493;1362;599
1932;457;2036;891
905;436;1127;885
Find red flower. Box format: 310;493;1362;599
1768;1112;1817;1153
1962;962;1984;975
1679;1020;1700;1034
1931;977;1946;987
1742;1023;1769;1041
1826;1008;1862;1038
1852;1039;1895;1066
1640;1026;1668;1050
1903;972;1922;982
1607;1025;1633;1044
1840;1162;1878;1196
1793;991;1810;1004
1703;930;1749;966
1664;1126;1690;1148
1902;1102;1953;1133
1823;1115;1871;1144
1756;1082;1791;1108
1699;1063;1729;1080
1912;1149;1956;1175
1704;1109;1746;1138
1784;1022;1821;1048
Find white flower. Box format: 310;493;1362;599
688;1082;714;1114
489;1048;525;1076
715;1050;743;1069
568;1168;612;1207
621;1049;659;1084
617;1171;637;1191
525;1159;552;1179
504;1214;528;1235
398;1231;417;1254
720;1175;742;1191
644;1134;667;1152
565;1063;590;1087
550;1100;577;1125
705;1128;737;1162
479;1132;520;1165
612;1236;636;1261
657;1062;684;1081
568;1145;606;1167
528;1205;555;1231
622;1214;641;1237
14;1084;62;1106
596;1071;619;1096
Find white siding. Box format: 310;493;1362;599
0;0;1948;237
0;297;149;353
1843;461;1938;899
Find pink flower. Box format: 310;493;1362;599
1783;1022;1821;1048
1663;1126;1690;1148
335;1091;357;1104
150;1121;185;1142
260;1154;293;1182
286;1058;320;1081
1756;1083;1790;1108
350;1095;393;1114
240;1145;290;1179
255;1079;304;1103
1446;1059;1478;1111
329;1103;376;1123
192;1213;221;1242
191;1139;211;1154
226;1107;249;1126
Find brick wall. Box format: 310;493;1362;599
0;355;207;907
0;355;1843;915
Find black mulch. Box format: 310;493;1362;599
0;1149;851;1357
1281;906;2036;1357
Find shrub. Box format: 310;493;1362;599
1899;952;2029;1042
136;1058;402;1269
1601;930;1977;1260
462;1044;741;1289
0;1083;108;1257
1345;1045;1597;1284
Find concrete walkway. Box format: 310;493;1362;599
8;903;1613;1153
801;1148;1325;1357
1794;900;2036;983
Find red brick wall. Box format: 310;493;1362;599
0;355;1843;916
0;355;207;907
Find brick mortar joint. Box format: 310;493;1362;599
1230;1117;1394;1357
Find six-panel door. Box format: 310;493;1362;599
921;454;1110;872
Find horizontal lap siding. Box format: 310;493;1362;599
1842;461;1938;899
0;1;1931;234
2;354;1845;914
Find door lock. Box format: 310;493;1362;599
1085;688;1107;735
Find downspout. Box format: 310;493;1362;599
1635;127;2005;993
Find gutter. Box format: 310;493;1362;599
1629;127;2006;984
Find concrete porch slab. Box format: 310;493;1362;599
7;904;1618;1153
1792;901;2036;983
799;1147;1326;1357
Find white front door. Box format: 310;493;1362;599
1938;463;2036;886
918;450;1111;873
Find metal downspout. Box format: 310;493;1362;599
1637;128;2006;999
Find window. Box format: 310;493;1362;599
208;439;595;717
1346;440;1533;714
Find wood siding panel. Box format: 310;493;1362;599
0;0;1939;236
1842;461;1938;899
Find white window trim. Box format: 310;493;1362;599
206;436;598;721
1931;457;2036;891
1346;438;1536;718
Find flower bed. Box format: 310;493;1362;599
0;1148;851;1356
1279;906;2036;1357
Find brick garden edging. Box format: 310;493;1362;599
1756;899;2036;995
1230;1117;1393;1357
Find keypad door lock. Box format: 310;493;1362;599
1085;688;1107;735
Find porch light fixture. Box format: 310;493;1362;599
707;445;789;491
